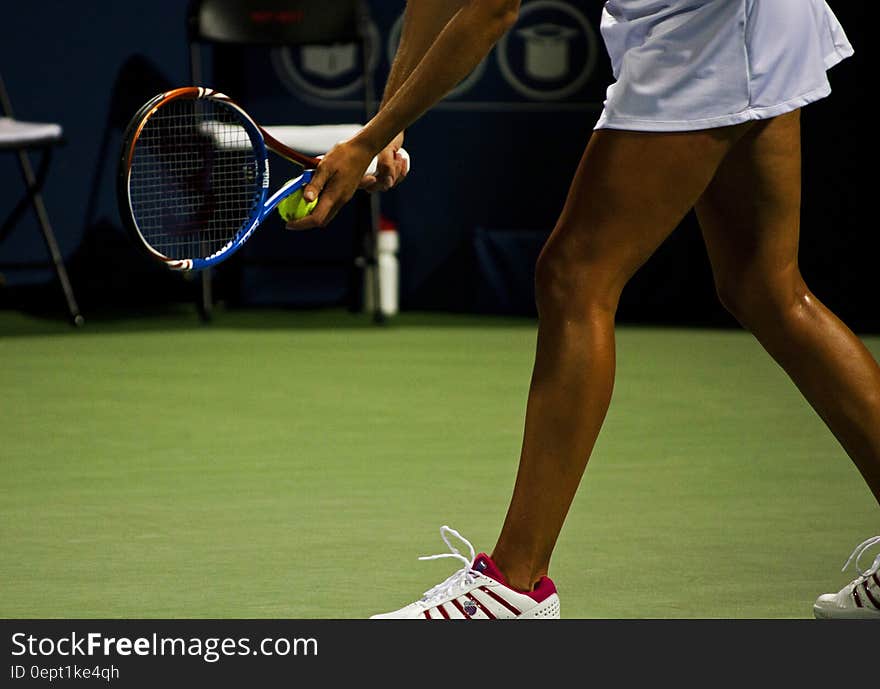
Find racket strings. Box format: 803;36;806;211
127;98;263;260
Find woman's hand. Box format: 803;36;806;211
285;132;409;230
361;132;409;193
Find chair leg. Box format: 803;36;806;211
199;268;213;322
16;147;84;327
348;197;366;314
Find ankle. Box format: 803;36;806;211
490;551;547;592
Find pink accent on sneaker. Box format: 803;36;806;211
473;553;558;603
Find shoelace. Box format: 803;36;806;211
417;525;479;607
840;535;880;584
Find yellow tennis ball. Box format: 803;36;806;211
278;188;318;222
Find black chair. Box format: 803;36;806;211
187;0;384;321
0;71;83;326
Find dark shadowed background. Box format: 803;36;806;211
0;1;873;330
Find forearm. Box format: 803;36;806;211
381;0;468;109
357;0;520;153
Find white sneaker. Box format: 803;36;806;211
370;525;560;619
814;536;880;619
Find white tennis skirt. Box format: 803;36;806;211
594;0;853;131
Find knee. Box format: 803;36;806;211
533;235;620;319
714;269;811;331
534;242;571;315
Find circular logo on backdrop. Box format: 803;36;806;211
386;12;488;100
271;18;382;101
497;0;599;101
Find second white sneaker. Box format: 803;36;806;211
814;536;880;619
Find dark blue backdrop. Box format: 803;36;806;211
0;1;874;330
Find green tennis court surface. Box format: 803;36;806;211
1;309;877;618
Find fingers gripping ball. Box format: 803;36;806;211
278;188;318;222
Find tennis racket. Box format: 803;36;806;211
117;86;408;271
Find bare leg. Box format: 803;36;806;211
491;124;751;591
695;110;880;505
